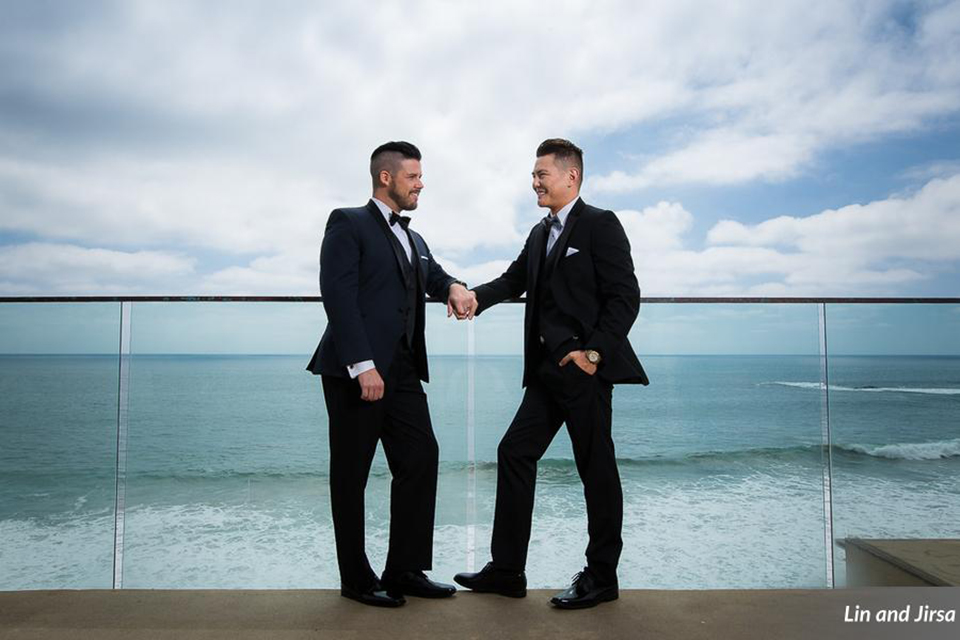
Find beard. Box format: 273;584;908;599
388;184;419;211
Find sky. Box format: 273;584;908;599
1;1;960;353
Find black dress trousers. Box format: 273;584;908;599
490;349;623;585
321;340;439;591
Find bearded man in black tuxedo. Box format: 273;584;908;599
453;138;648;609
307;141;474;607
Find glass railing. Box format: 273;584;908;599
0;302;120;589
823;303;960;586
1;297;957;590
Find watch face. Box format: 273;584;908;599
587;351;599;364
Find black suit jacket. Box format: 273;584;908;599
306;200;457;382
473;198;648;388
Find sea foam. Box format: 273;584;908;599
839;438;960;461
766;381;960;395
3;466;959;590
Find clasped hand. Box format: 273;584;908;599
447;283;478;320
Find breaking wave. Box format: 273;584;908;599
765;381;960;395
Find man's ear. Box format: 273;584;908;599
569;166;581;186
379;170;392;188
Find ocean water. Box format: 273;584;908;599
1;354;958;590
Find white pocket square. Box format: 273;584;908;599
565;247;580;257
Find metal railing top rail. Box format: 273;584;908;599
1;296;959;304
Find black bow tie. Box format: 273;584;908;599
390;212;411;230
542;215;561;232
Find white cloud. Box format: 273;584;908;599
5;171;955;297
5;2;958;252
707;175;960;261
430;256;515;293
0;157;339;257
901;160;960;183
592;132;816;191
591;1;960;191
625;175;960;296
618;201;693;253
0;243;195;294
5;170;957;297
1;1;959;296
199;253;317;296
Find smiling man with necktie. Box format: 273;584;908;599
453;138;649;609
307;141;474;607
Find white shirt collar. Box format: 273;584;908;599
371;197;396;222
550;196;579;226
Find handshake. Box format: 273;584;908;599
446;283;478;320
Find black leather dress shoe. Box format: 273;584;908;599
550;568;618;609
381;571;456;598
340;581;406;608
453;562;527;598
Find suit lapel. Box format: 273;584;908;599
409;231;426;291
366;200;410;286
528;217;548;292
545;197;584;274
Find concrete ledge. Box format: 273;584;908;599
844;539;960;586
1;588;959;640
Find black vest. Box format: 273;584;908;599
536;245;580;355
387;229;421;348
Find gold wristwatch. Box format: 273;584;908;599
585;350;601;365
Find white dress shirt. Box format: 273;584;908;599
346;198;414;379
372;197;412;262
546;197;577;255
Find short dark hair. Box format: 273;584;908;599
371;141;421;187
536;138;583;184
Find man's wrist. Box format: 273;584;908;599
447;280;469;302
347;360;376;379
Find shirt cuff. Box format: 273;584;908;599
346;360;376;379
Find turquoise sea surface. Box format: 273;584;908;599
1;354;958;589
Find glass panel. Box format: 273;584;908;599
0;302;120;589
825;303;960;586
472;302;828;588
420;303;471;582
353;303;471;586
469;302;526;578
622;303;828;589
121;302;328;587
121;301;468;588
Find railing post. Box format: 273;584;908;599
818;302;835;588
466;319;477;572
112;301;132;589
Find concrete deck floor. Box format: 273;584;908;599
1;588;958;640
